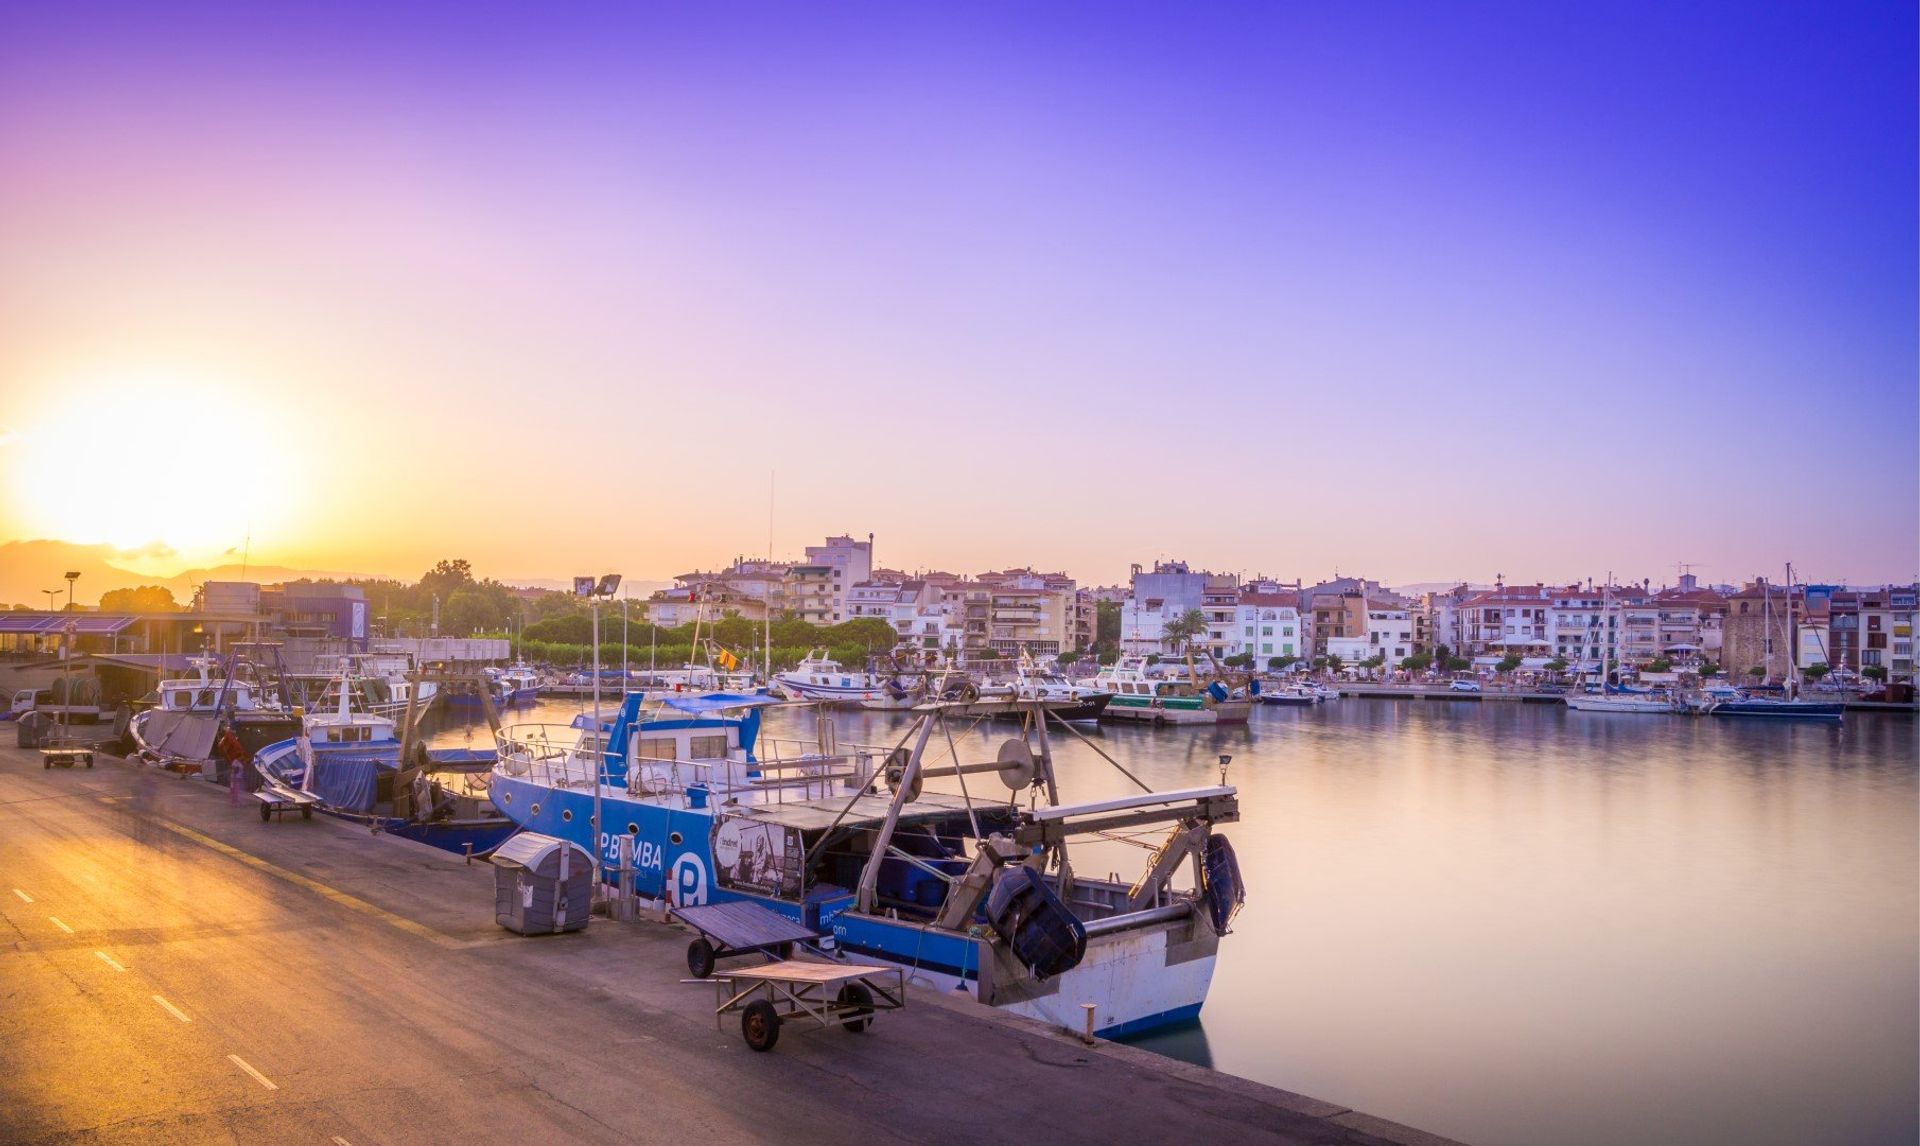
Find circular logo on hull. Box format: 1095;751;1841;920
670;852;709;906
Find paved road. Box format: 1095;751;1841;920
0;744;1457;1146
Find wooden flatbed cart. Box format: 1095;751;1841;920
252;782;321;822
40;741;94;769
670;900;823;979
710;961;906;1052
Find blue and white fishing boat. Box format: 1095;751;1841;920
254;670;517;855
491;693;1245;1038
772;648;889;705
496;662;541;706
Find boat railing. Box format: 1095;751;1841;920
634;748;878;805
496;725;887;804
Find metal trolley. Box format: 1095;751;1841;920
710;961;906;1052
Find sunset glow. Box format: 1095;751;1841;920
0;3;1912;595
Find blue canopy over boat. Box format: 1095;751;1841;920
657;692;782;715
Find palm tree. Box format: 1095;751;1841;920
1162;608;1208;657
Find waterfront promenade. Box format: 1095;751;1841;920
0;740;1461;1146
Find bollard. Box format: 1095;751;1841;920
1081;1003;1097;1045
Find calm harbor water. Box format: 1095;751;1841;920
440;695;1919;1146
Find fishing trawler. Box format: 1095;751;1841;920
490;692;1245;1037
253;671;514;854
129;653;301;769
1085;655;1251;724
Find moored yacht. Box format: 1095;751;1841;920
773;648;888;705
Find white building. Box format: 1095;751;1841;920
1364;607;1415;664
1228;593;1304;664
801;534;873;624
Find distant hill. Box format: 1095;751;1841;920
0;540;375;607
0;540;670;608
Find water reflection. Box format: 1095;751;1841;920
436;695;1918;1146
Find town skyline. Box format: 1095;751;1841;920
0;532;1910;612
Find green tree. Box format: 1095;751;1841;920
1324;653;1345;673
1747;666;1767;680
100;585;180;612
1698;661;1719;678
1161;609;1208;655
1803;663;1830;681
1544;656;1569;674
1445;656;1472;672
1862;665;1888;682
1056;650;1080;666
1496;654;1522;674
1095;600;1122;648
1647;658;1672;673
1400;652;1433;673
441;589;504;636
1145;654;1161;666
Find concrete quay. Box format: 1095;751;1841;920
0;742;1465;1146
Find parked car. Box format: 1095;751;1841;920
1448;679;1483;694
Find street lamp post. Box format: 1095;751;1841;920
575;574;622;892
60;572;79;740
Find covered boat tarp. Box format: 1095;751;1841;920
139;711;219;762
308;754;389;812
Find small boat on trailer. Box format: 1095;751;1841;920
491;693;1245;1038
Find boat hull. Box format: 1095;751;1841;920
1564;697;1674;714
1711;701;1844;721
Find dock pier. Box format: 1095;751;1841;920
0;740;1464;1146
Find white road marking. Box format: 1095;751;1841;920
331;1137;352;1146
11;888;30;903
228;1053;278;1091
49;916;73;934
152;995;191;1023
94;951;125;972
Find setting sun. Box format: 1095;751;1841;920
3;370;292;560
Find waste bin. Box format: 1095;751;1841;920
15;711;46;749
491;832;593;935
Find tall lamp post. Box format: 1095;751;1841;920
61;572;80;739
576;573;622;889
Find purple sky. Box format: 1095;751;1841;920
1;2;1913;588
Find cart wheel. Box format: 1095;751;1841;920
837;983;875;1033
687;937;716;979
741;1000;781;1052
85;757;93;768
301;806;312;820
260;802;272;822
43;757;50;770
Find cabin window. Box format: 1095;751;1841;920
561;809;572;822
530;803;541;815
197;690;215;707
636;736;677;761
688;734;728;760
